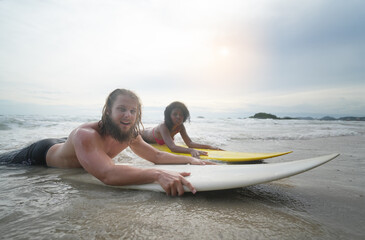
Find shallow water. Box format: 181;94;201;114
0;166;342;240
1;115;365;239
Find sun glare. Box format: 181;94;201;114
219;46;230;56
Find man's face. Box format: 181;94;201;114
106;94;138;142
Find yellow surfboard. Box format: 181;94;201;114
150;144;292;163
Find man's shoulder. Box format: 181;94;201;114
72;122;101;139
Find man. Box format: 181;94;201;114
0;89;212;196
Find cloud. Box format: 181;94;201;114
242;85;365;116
0;0;364;117
259;0;365;90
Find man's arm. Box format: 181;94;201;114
72;128;196;195
129;135;212;165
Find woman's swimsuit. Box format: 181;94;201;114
0;138;67;166
152;126;181;145
152;128;165;145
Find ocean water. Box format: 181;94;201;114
1;114;365;239
1;114;362;151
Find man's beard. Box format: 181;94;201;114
104;115;135;143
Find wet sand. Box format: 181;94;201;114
1;135;364;239
229;135;365;239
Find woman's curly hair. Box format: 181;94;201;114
164;101;190;131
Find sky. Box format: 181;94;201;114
0;0;364;118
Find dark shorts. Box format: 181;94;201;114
0;138;67;166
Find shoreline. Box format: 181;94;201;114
1;122;364;239
238;134;365;239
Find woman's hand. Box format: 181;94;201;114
190;149;208;158
209;146;224;151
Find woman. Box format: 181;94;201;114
141;101;222;158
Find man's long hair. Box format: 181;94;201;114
164;101;190;131
98;89;143;140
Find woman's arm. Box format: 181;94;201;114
157;124;207;158
180;125;223;150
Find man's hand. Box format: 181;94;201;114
156;170;196;196
189;157;216;165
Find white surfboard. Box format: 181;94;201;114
63;153;339;192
